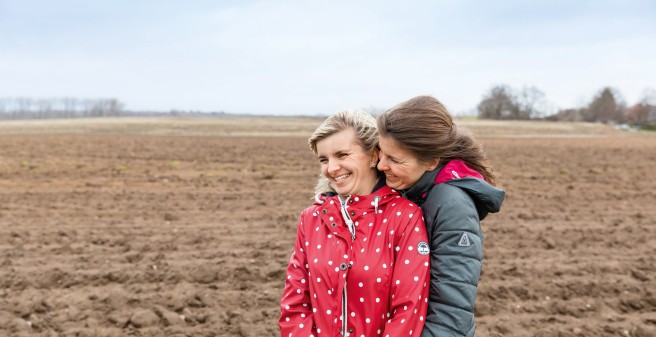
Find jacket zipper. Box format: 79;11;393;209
342;285;348;336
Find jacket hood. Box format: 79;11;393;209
314;180;401;212
313;171;386;197
356;184;403;209
401;159;505;220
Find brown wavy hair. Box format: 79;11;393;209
377;95;498;186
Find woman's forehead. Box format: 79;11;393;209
316;128;361;154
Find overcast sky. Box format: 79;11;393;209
1;0;655;115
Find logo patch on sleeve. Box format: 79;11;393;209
458;232;471;247
417;242;430;255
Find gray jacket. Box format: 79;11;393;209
400;163;505;337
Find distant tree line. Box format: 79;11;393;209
477;85;551;120
0;98;124;120
477;85;656;128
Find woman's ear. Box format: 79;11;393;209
425;158;440;171
370;149;380;168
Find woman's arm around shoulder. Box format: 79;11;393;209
422;184;482;337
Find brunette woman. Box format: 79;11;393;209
376;96;505;337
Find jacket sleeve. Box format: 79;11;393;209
421;185;483;337
279;211;316;336
382;204;430;337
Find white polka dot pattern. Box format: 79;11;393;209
279;187;429;337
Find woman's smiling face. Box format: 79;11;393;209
377;135;436;190
315;128;378;197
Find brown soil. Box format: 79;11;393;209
0;118;655;337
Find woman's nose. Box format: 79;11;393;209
328;160;340;174
377;158;387;171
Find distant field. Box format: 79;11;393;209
0;116;323;137
0;116;642;138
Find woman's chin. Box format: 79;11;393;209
333;185;350;196
386;180;403;190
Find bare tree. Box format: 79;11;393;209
37;99;52;119
107;99;124;116
17;97;32;114
625;104;650;125
517;86;549;119
477;85;519;120
63;97;77;117
585;87;624;123
626;88;656;126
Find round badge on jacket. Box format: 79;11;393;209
417;242;430;255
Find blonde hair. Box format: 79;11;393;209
309;110;379;195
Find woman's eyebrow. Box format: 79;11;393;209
383;151;400;161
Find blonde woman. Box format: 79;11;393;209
280;110;430;337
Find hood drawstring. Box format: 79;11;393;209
373;196;380;214
339;196;356;241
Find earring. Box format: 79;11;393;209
371;163;376;168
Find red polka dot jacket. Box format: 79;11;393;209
279;185;430;337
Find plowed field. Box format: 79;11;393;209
1;117;655;337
